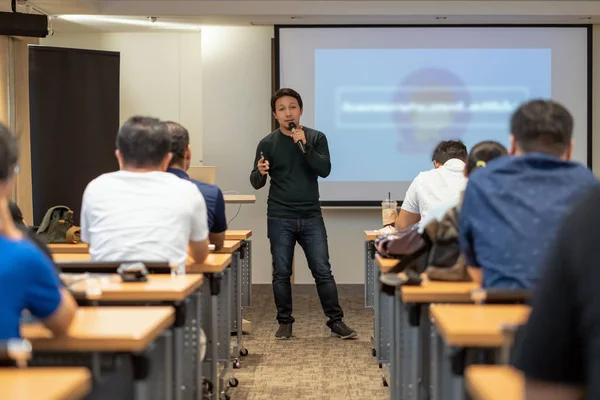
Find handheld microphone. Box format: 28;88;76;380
288;122;305;154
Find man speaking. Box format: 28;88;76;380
250;88;356;340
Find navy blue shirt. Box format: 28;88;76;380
459;153;596;289
0;237;62;339
167;168;227;233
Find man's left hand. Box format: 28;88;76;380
292;126;306;145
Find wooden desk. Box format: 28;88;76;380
224;230;252;240
430;304;531;347
223;195;256;204
22;306;174;352
465;366;523;400
187;253;232;274
365;230;379;241
48;243;89;254
375;254;399;273
0;367;91;400
65;274;203;302
401;279;479;303
214;240;241;254
53;253;92;263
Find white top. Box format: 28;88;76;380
81;171;208;271
401;159;467;220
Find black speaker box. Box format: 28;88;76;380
0;12;48;37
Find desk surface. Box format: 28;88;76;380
224;230;252;240
0;367;92;400
65;274;203;302
53;253;92;263
401;279;479;303
365;230;380;241
375;254;399;273
430;304;531;347
22;306;174;352
214;240;241;254
48;243;89;254
187;253;232;273
465;366;523;400
223;194;256;204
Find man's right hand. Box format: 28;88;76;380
258;156;270;176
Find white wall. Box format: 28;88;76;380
201;26;379;284
41;32;204;159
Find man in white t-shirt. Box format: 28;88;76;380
396;140;467;229
81;116;210;272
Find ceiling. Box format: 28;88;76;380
5;0;600;32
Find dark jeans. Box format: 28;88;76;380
267;215;344;328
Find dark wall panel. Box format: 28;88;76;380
29;46;120;225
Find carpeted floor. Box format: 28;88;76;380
229;284;389;400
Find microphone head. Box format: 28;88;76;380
288;122;297;130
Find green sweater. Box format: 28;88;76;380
250;127;331;218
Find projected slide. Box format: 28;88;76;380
315;49;551;182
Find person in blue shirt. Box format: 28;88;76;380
459;99;597;289
0;123;77;341
165;121;227;250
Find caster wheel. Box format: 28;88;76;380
203;378;213;392
229;377;239;388
240;348;249;357
233;359;241;369
371;348;376;357
382;376;389;387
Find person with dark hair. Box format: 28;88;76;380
250;88;356;340
420;140;508;229
513;184;600;400
396;140;468;228
165;121;227;250
80;116;210;272
0;123;77;340
459;99;597;289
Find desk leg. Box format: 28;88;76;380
230;251;244;367
391;288;403;400
365;240;375;309
419;306;431;400
240;240;252;308
430;324;442;400
205;273;221;400
164;330;174;400
195;292;203;400
173;321;183;400
376;269;393;367
439;341;465;400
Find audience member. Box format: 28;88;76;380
0;123;76;340
397;140;467;228
165;121;227;250
459;99;597;289
80;116;210;272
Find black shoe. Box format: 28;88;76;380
330;321;358;340
275;323;293;340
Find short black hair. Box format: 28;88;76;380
271;88;303;112
164;121;189;167
0;123;18;181
431;140;467;164
510;99;573;157
116;116;171;168
465;140;508;176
